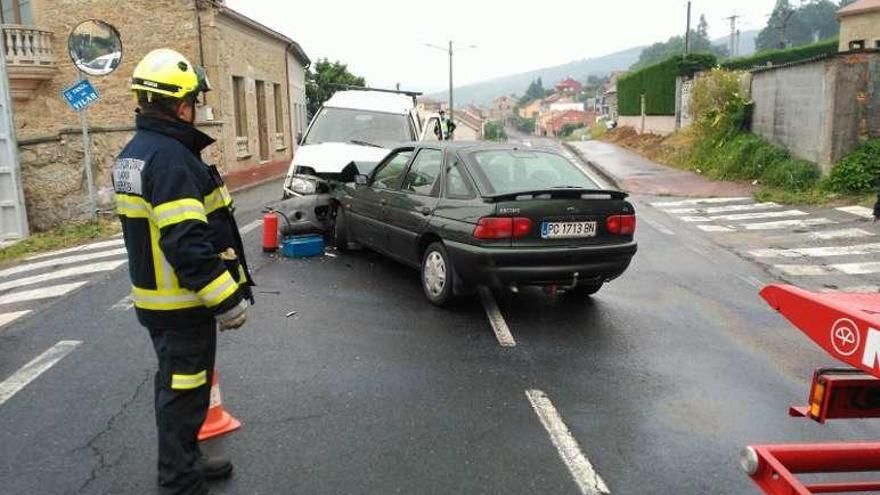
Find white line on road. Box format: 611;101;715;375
239;219;263;235
478;287;516;347
637;215;674;235
667;202;779;215
836;206;875;219
25;238;125;261
651;197;751;208
0;340;82;406
810;228;875;240
709;210;807;222
679;216;713;223
697;225;733;232
0;247;128;279
741;218;835;231
830;262;880;275
0;310;31;329
0;281;89;306
821;285;880;294
738;275;765;289
110;295;133;311
750;242;880;259
773;264;830;276
0;259;126;292
525;389;610;495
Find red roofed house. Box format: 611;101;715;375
837;0;880;50
555;77;584;94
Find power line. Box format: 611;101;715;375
725;14;741;56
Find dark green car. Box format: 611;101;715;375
332;142;637;305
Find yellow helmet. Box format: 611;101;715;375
131;48;211;100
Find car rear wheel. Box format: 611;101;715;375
333;207;350;251
421;242;454;306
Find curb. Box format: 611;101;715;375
228;172;286;195
561;141;625;191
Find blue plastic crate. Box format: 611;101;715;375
281;235;324;258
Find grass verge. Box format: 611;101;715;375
0;218;121;266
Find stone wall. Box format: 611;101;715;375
750;52;880;173
618;115;677;136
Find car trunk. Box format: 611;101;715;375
486;189;634;248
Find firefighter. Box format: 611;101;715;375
433;110;457;140
112;48;255;495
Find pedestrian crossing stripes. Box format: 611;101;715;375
666;202;779;215
0;281;89;306
836;206;874;219
809;228;874;240
650;197;751;207
0;247;128;278
25;238;125;261
0;259;127;293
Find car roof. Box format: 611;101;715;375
324;90;414;115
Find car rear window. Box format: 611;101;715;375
469;150;598;195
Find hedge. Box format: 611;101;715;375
618;54;716;116
720;37;838;71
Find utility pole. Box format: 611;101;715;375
725;14;741;57
684;1;692;56
425;41;476;121
776;7;795;49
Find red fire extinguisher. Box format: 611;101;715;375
262;210;279;252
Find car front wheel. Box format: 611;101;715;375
333;206;350;251
421;242;454;306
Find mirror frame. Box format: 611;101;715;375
68;19;123;77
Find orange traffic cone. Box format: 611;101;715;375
198;369;241;441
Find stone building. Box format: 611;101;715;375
837;0;880;51
487;95;517;125
3;0;309;231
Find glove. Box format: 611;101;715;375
216;299;248;331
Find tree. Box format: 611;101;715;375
755;0;841;51
484;121;507;142
519;78;546;104
697;14;709;38
305;59;366;117
632;30;727;70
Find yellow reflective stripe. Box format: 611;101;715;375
197;271;238;308
237;265;248;284
204;186;233;214
171;370;207;390
154;198;207;229
131;286;202;311
116;194;151;219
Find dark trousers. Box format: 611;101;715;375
148;321;217;495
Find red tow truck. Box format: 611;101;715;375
744;284;880;494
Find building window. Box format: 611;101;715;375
849;39;866;50
232;76;247;137
875;40;880;49
1;0;32;25
273;83;284;135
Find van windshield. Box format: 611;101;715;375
303;107;413;147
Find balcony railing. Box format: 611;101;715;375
2;24;56;100
3;24;55;66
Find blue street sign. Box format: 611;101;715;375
62;79;100;112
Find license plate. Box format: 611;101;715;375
541;221;597;239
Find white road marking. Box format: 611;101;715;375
0;247;128;279
836;206;875;219
773;265;830;276
525;389;610;495
741;218;835;231
0;340;82;406
110;295;133;311
0;281;89;305
750;242;880;259
809;228;875;240
0;259;126;292
26;238;126;261
0;310;30;328
651;197;751;208
637;215;674;235
239;219;263;235
821;286;880;294
680;216;713;223
709;210;807;222
697;225;733;232
478;287;516;347
667;202;779;215
831;262;880;275
738;275;765;289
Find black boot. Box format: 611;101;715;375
200;455;233;481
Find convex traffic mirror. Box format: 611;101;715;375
68;19;123;77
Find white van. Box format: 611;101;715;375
278;89;439;233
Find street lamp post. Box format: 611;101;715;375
425;41;476;121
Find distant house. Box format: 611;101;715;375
518;99;543;119
549;101;584;113
539;110;587;137
598;71;626;120
837;0;880;50
454;109;484;141
416;98;444;122
555;77;584;94
488;95;517;124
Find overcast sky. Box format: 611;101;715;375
226;0;779;93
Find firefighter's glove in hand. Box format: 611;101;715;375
217;299;248;331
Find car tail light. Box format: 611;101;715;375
606;214;636;235
473;217;532;240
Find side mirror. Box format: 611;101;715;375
354;174;369;186
296;132;303;145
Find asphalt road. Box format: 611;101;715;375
2;168;878;494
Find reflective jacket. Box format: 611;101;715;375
113;114;255;328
